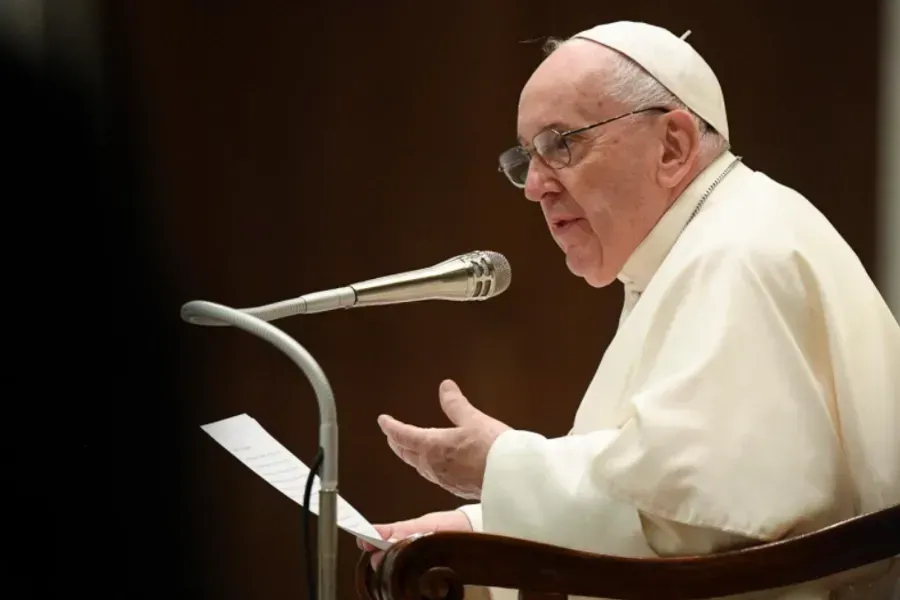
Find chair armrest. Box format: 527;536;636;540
356;504;900;600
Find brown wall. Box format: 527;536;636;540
92;2;880;598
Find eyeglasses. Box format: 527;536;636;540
497;107;669;188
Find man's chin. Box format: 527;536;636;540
565;254;615;288
582;272;617;288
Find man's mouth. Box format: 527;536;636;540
552;217;582;231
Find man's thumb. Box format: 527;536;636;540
373;524;394;541
439;379;478;425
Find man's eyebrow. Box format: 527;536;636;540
516;122;575;145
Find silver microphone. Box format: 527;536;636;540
300;249;511;313
181;250;511;325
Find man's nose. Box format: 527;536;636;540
523;159;559;202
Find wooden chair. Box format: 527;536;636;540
356;503;900;600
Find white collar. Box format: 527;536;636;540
617;150;739;292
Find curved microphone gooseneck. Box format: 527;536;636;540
180;250;511;600
180;300;338;600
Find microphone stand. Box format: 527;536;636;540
178;250;510;600
180;300;338;600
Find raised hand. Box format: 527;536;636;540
377;379;511;499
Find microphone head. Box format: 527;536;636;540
463;250;511;299
348;249;513;307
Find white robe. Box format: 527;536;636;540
458;150;900;600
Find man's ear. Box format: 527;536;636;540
657;109;701;189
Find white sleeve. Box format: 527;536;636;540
481;429;662;556
456;503;483;532
480;245;844;557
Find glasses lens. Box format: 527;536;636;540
499;147;529;188
534;130;570;169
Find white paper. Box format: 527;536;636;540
201;413;392;550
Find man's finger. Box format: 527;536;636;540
417;464;441;486
373;524;394;540
438;379;479;425
382;429;446;487
386;436;420;468
383;517;434;540
359;523;394;553
378;414;432;450
422;473;438;486
386;440;439;485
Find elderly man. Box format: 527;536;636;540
361;21;900;599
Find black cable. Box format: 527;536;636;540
303;447;324;600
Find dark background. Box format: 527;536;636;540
5;1;885;599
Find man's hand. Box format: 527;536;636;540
377;379;511;499
356;509;473;568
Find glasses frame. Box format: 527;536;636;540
498;106;670;188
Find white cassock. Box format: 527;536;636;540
458;150;900;600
